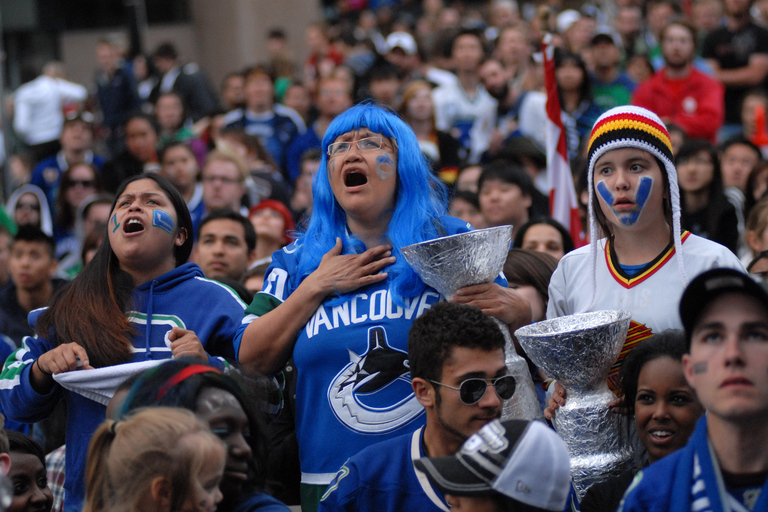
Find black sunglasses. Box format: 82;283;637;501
426;375;516;405
16;202;40;211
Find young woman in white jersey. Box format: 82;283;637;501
545;105;743;412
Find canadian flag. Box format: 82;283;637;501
543;34;586;247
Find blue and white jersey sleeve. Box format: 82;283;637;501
233;241;301;359
0;331;59;423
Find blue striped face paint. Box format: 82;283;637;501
596;175;654;226
111;213;120;233
152;209;175;234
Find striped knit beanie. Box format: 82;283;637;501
583;105;686;311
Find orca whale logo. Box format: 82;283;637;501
328;326;424;433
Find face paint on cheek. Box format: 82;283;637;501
375;153;395;180
596;180;615;206
615;175;653;226
111;213;120;233
692;361;708;375
152;209;175;234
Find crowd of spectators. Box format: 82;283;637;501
0;0;768;511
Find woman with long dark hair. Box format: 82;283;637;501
0;173;245;512
554;49;603;161
676;138;739;253
54;163;101;273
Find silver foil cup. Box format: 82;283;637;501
516;310;635;498
401;225;513;298
402;226;544;422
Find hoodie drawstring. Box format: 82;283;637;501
145;279;156;359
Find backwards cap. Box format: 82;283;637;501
584;105;685;310
414;419;571;511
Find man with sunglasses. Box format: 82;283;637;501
319;302;513;512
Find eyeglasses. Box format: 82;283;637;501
16;202;40;212
426;375;516;405
64;110;95;126
68;179;95;188
327;136;396;157
202;175;241;185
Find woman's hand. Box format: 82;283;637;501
307;238;396;296
169;327;208;361
544;381;567;420
31;342;93;394
36;342;92;375
450;283;533;330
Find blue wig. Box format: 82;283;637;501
296;101;448;305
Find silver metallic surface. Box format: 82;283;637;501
402;226;544;422
401;225;513;299
515;311;635;498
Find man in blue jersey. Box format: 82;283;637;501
318;302;512;512
221;65;306;180
619;268;768;512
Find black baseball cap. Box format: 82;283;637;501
679;268;768;346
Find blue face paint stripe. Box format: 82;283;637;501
634;176;652;209
111;213;120;233
617;175;653;226
596;180;614;206
152;209;175;234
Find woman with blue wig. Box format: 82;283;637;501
234;102;531;511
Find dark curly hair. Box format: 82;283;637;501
408;302;505;383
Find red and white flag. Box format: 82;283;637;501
543;34;586;247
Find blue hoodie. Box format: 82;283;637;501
0;262;245;512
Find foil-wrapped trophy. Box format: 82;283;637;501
515;310;635;498
401;225;544;421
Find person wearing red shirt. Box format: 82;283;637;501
632;20;724;142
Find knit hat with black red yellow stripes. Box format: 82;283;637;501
583;105;685;310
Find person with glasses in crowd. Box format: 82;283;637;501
52;163;101;274
5;185;53;237
200;150;249;220
235;102;531;512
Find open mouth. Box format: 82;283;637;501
124;218;145;234
345;171;368;187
